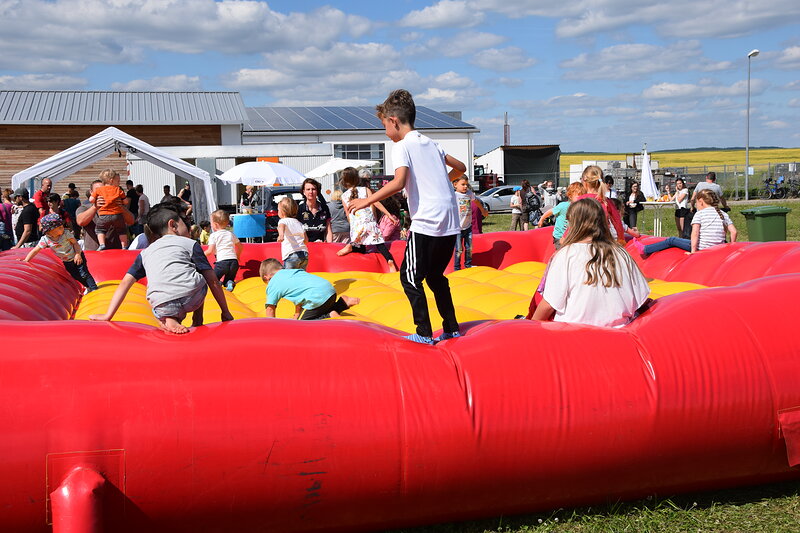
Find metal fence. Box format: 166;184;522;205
492;162;800;199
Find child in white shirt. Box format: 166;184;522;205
532;198;650;328
345;89;467;345
204;209;243;291
277;197;309;270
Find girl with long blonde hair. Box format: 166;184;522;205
532;198;650;327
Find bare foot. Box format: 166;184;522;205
160;317;190;334
342;295;360;307
336;244;353;256
387;260;398;273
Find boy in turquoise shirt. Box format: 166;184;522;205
260;258;359;320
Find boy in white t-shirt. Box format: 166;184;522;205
204;209;243;291
453;176;488;270
346;89;467;345
277;197;309;270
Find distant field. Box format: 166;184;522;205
561;148;800;173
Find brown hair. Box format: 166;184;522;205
695;189;726;223
376;89;416;127
340;167;360;200
279;196;298;217
210;209;230;227
259;258;283;279
560;198;641;288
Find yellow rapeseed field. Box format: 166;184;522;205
561;148;800;173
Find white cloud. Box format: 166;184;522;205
498;77;523;88
400;0;482;29
471;47;536;72
263;42;401;76
111;75;202;91
0;74;86;90
789;98;800;108
466;0;800;39
774;46;800;70
0;1;371;73
561;41;734;80
783;80;800;91
642;79;769;99
764;120;790;128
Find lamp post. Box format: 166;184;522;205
745;48;759;200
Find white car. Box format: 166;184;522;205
477;185;518;213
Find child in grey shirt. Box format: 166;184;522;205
90;203;233;334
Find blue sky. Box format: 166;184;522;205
0;0;798;154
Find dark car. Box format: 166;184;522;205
251;186;305;241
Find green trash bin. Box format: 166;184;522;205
740;206;791;241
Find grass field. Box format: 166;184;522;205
403;201;798;532
560;148;800;174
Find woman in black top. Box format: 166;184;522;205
296;178;331;242
625;181;646;228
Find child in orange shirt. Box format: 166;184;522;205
89;169;129;250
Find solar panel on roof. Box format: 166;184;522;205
243;105;475;132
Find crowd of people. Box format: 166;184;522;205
3;89;740;341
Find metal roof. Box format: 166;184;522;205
0;91;248;125
243;106;477;133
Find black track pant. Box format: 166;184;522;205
400;232;458;337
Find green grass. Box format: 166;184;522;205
482;199;800;242
390;480;800;533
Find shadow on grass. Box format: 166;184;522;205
386;479;800;533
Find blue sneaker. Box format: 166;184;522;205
225;280;235;292
434;331;461;342
404;333;435;345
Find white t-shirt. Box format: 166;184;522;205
392;130;460;237
692;206;732;250
674;188;689;209
278;217;307;260
208;228;240;262
454;190;476;230
543;242;650;328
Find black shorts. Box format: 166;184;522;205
675;208;690;218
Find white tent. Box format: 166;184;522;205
640;147;659;200
11;126;217;220
306;158;379;179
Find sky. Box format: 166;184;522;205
0;0;798;155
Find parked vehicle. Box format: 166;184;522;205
252;186;304;241
477;185;518;213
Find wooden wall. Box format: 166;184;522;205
0;125;222;196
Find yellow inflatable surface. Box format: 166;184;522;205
74;262;706;331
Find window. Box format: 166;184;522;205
334;144;384;175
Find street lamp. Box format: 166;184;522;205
745;48;759;200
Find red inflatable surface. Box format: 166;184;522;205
1;231;800;532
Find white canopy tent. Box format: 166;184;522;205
640;145;659;200
11;126;217;220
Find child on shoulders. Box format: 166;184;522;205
21;213;98;292
532;198;650;328
204;209;243;291
89;169;129;250
89;204;233;334
277;197;309;270
260;258;359;320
